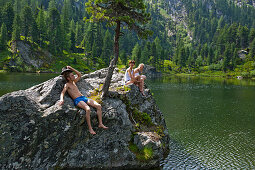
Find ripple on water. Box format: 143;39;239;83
162;129;255;169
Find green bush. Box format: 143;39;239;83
250;70;255;77
241;72;250;78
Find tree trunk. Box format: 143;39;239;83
101;20;120;98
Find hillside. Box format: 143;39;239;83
0;0;255;77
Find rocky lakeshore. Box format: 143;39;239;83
0;68;169;169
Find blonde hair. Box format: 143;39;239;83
138;63;144;69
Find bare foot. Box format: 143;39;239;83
89;129;96;135
98;124;108;129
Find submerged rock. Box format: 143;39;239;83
0;68;169;169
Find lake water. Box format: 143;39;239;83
0;73;254;169
0;72;58;96
146;76;255;169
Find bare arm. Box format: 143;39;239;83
67;66;81;83
134;68;139;76
128;69;135;81
59;84;68;105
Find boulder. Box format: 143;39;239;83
143;65;162;78
0;68;169;169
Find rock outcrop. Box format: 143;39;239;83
143;65;162;78
0;68;169;169
10;40;53;70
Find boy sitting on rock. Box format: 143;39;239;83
59;66;108;135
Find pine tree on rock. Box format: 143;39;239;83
86;0;151;97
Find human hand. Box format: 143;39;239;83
59;100;64;105
66;66;73;70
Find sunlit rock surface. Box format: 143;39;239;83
0;68;169;169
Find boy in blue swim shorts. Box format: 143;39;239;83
59;66;108;135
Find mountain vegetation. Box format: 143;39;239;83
0;0;255;78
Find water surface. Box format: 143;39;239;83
0;72;57;97
1;73;254;169
146;76;255;169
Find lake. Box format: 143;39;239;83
146;76;255;169
0;72;58;96
0;73;254;169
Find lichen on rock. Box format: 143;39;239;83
0;68;169;169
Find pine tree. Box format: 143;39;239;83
0;23;8;50
70;19;75;33
141;42;151;64
75;22;82;46
36;8;46;46
61;0;72;50
12;14;21;41
101;30;113;65
2;2;14;37
222;43;231;72
207;47;214;65
232;48;238;68
86;0;151;97
94;23;103;58
14;0;21;13
249;38;255;60
48;7;61;53
21;6;33;40
31;15;39;43
131;43;140;64
70;30;76;52
178;47;186;68
249;28;255;43
83;23;95;53
239;25;249;48
119;50;127;66
151;42;157;67
48;0;56;10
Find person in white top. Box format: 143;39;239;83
124;60;137;85
134;63;146;96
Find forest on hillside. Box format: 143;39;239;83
0;0;172;72
0;0;255;77
172;0;255;77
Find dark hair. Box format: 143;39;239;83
129;60;135;64
63;71;72;81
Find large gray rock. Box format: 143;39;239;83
143;65;162;78
0;68;169;169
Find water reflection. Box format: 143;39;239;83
146;76;255;169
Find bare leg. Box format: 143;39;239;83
77;101;96;135
87;99;108;129
140;79;145;96
140;75;146;96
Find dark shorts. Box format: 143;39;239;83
73;96;89;106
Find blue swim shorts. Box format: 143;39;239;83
73;96;89;106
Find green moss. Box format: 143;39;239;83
143;146;153;160
133;108;153;126
89;87;102;104
128;141;154;161
155;125;165;137
129;142;139;153
115;85;131;92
